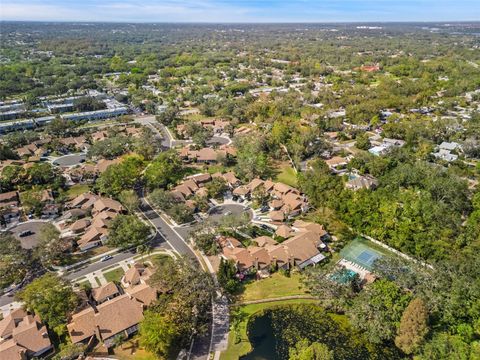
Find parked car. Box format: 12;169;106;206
224;211;232;216
100;255;113;262
19;230;33;237
259;205;269;213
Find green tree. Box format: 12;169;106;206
35;223;70;266
118;189;140;213
348;279;411;343
96;155;144;197
0;233;29;289
144;151;183;190
234;135;271;181
217;258;238;293
289;339;334;360
206;177;228;200
355;133;371;150
107;215;150;249
16;274;78;336
139;311;181;358
156;106;179;126
420;333;471;360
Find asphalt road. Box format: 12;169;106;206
139;196;197;259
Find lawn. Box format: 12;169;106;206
220;299;319;360
103;267;125;283
275;163;298;187
113;337;157;360
66;184;91;199
238;272;308;303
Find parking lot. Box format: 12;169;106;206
53;153;86;167
9;221;48;249
175;203;252;240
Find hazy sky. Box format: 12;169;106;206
1;0;479;23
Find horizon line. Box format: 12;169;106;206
2;20;480;24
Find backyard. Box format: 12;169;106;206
275;163;298;187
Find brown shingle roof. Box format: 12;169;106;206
68;295;145;344
11;315;51;355
253;236;276;247
91;282;120;303
275;225;292;238
125;284;157;306
0;339;27;360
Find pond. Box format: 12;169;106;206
241;312;279;360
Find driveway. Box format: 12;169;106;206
52;153;86;167
9;221;49;249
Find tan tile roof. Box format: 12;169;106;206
273;182;295;194
223;172;239;186
0;308;27;338
69;218;91;232
269;210;285;222
292;221;327;238
252;236;276;247
11;315;51;354
173;184;194;198
223;247;254;271
191;173;212;184
196;148;218;162
265;244;290;267
325;156;347;167
282;231;322;264
77;227;108;247
218;236;242;249
125;284;157;306
275;225;292;238
91;282;120;303
0;191;18;203
248;178;264;192
263;180;275;192
67;307;96;343
95;295;144;341
247;246;271;270
0;339;27;360
233;186;250;196
93;197;123;214
123;266;142;286
68;295;145;344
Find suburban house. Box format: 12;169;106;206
91;282;121;305
219;220;328;275
432;141;462;162
0;191;21;224
345;175;378;191
369;138;406;156
67;294;145;348
325;156;349;173
0;309;53;360
121;263;153;288
66;193;124;250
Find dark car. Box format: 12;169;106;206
19;230;33;237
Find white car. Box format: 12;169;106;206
100;255;113;262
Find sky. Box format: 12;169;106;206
1;0;479;23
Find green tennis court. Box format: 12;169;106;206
340;238;388;271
